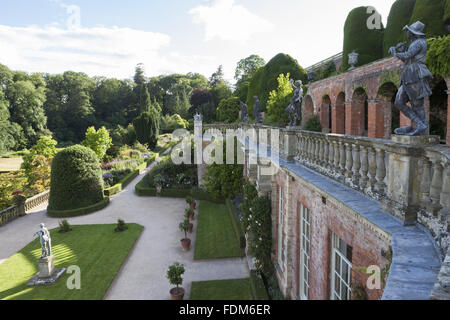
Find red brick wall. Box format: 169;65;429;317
273;169;391;300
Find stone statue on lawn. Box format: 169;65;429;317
253;96;263;125
34;223;52;258
285;79;303;127
389;21;433;136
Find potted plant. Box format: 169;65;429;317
185;207;195;221
185;195;196;210
179;217;191;251
184;210;194;233
154;174;164;194
167;262;185;300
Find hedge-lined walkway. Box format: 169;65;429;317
0;160;249;300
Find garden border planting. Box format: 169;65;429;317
104;156;157;197
249;270;270;300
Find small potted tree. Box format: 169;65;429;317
167;262;185;300
184;210;194;233
154;174;164;194
179;217;191;251
185;207;195;221
185;195;196;210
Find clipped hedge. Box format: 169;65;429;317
226;199;246;249
250;270;270;300
409;0;446;38
342;6;384;70
103;159;154;197
246;53;307;113
383;0;417;57
47;198;110;218
48;145;105;212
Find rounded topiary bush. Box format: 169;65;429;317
246;53;307;114
48;145;105;214
383;0;417;57
342;6;384;71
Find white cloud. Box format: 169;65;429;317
0;25;183;79
189;0;273;42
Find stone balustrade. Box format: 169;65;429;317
0;189;50;227
24;190;50;212
203;123;450;257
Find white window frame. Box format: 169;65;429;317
331;233;352;300
299;204;311;300
277;187;284;268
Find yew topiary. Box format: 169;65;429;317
383;0;417;57
409;0;446;38
342;6;384;71
48;145;105;212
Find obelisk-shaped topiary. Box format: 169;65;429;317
409;0;446;38
383;0;417;57
48;145;105;212
342;6;384;71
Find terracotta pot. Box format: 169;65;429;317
180;238;191;251
189;212;195;220
188;223;193;233
170;287;185;300
190;202;196;210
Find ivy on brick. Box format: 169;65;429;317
240;181;273;276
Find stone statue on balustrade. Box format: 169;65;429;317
389;21;433;136
285;79;303;127
34;223;52;258
253;96;263;125
240;101;248;124
194;112;203;122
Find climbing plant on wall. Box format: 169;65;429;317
426;35;450;78
240;181;273;276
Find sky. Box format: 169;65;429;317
0;0;397;84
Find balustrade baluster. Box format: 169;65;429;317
328;139;335;170
440;163;450;210
334;141;340;174
352;144;361;186
345;143;353;179
323;139;329;169
368;148;377;188
420;159;432;205
339;142;346;178
430;160;444;212
375;148;387;193
360;146;369;188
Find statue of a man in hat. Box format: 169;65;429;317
389;21;433;136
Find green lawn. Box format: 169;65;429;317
194;201;245;260
0;223;143;300
190;278;253;300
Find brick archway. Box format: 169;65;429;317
376;82;398;139
303;95;314;126
333;92;346;134
348;88;368;137
320;95;331;133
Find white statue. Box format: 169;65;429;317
34;223;52;258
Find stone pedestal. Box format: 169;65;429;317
381;135;440;225
391;135;440;146
282;129;299;162
27;255;66;286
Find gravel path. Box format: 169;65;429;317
0;162;249;300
